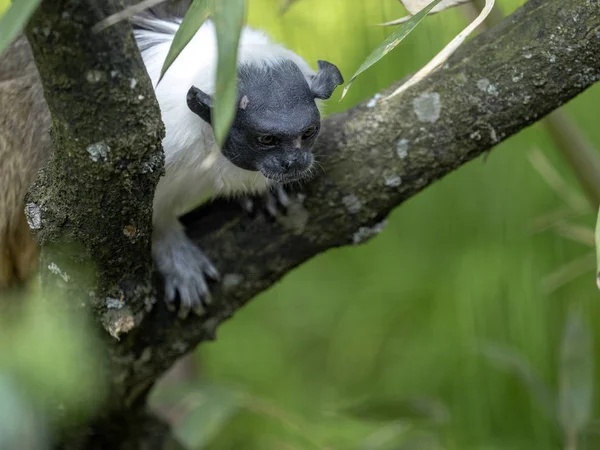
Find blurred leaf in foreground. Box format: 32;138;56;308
480;342;555;420
340;0;444;100
0;0;41;57
0;373;49;450
386;0;495;100
279;0;303;14
211;0;246;146
379;0;469;26
558;305;594;448
342;396;450;425
595;205;600;288
400;0;469;15
160;0;246;147
0;289;105;425
159;0;210;82
362;425;445;450
150;382;240;449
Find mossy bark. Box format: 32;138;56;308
25;1;164;330
24;0;167;446
19;0;600;447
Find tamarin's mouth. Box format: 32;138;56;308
261;168;314;184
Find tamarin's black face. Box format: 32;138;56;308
187;59;343;183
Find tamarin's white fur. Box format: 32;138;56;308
132;15;342;316
135;18;315;226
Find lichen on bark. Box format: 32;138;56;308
25;1;165;328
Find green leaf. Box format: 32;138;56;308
361;426;443;450
340;0;444;100
211;0;246;146
480;342;555;420
0;374;49;450
159;0;210;83
279;0;303;14
0;0;41;57
152;382;241;450
342;396;450;425
558;306;594;439
159;0;245;145
360;422;413;450
400;0;471;16
396;431;445;450
595;205;600;289
0;292;105;417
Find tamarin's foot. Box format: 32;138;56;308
152;225;220;318
239;183;291;219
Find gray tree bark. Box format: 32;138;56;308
18;0;600;447
25;0;164;329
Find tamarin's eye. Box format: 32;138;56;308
302;126;318;140
256;135;279;146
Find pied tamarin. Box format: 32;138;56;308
0;9;343;316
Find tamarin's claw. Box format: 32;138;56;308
240;183;291;219
152;225;220;318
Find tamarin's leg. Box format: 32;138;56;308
0;211;38;289
0;232;14;288
10;210;39;284
0;35;51;293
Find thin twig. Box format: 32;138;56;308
528;148;590;215
241;393;333;450
530;208;578;234
376;0;471;26
541;252;595;293
552;223;595;247
92;0;168;33
376;16;412;27
385;0;495;100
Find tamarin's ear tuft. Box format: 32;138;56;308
186;86;213;124
310;60;344;100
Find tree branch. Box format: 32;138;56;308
25;0;164;333
121;0;600;399
18;0;600;445
23;1;169;443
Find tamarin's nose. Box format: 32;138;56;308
282;152;311;172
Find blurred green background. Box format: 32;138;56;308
152;1;600;449
2;0;600;449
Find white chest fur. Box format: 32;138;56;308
134;20;311;229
